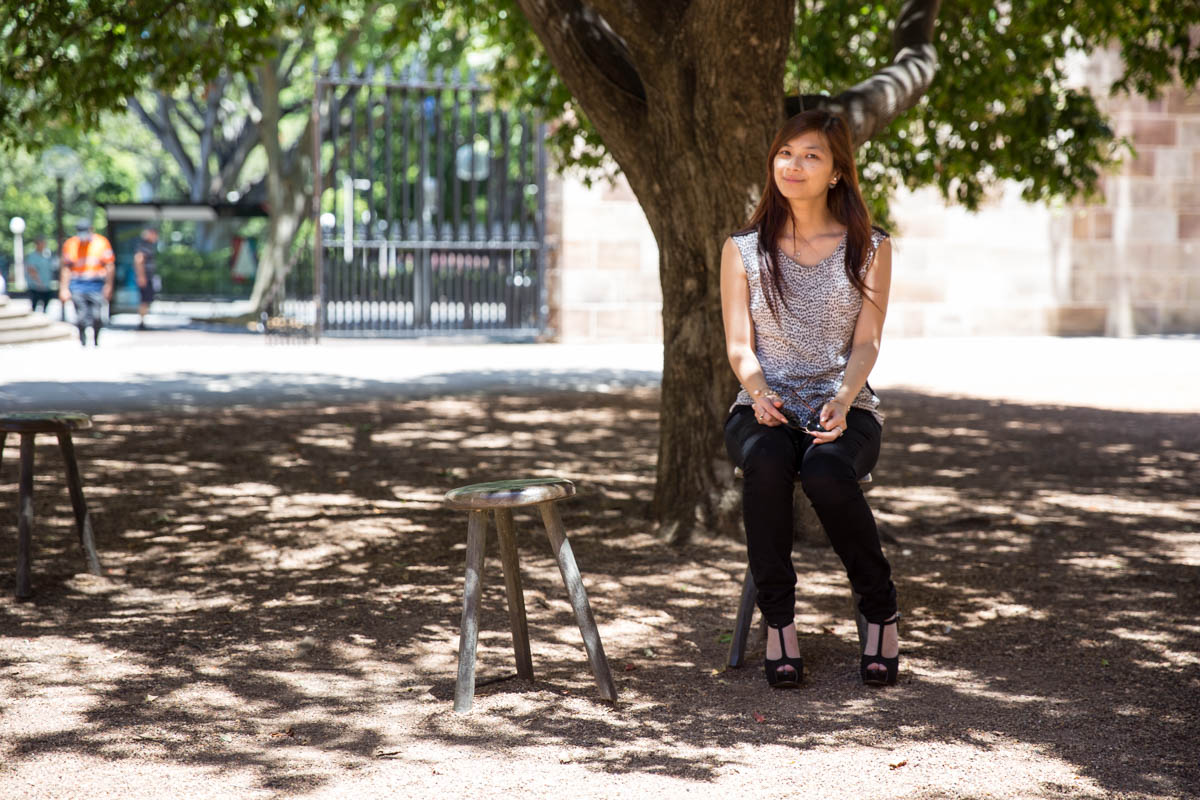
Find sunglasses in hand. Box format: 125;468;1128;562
780;386;830;435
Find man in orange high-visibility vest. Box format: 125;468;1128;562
59;219;115;346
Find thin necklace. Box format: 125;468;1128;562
780;231;846;267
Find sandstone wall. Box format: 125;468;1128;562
546;53;1199;341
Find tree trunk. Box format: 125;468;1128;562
248;187;308;312
246;60;313;313
649;213;760;543
514;0;795;542
602;9;795;543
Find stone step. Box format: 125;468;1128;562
0;313;57;333
0;301;75;345
0;303;29;320
0;320;75;346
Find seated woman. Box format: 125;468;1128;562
720;109;899;689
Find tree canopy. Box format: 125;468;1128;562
6;2;1200;210
0;2;294;148
418;0;1200;221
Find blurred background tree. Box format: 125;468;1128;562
0;115;178;267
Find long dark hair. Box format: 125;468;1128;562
738;109;880;315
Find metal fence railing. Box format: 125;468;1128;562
277;63;548;341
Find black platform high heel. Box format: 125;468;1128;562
764;622;803;688
860;613;900;686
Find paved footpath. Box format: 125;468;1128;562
2;327;1197;414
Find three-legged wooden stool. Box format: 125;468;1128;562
0;412;103;600
443;477;617;713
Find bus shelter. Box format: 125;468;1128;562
103;203;268;313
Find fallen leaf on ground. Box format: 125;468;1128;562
889;760;908;770
623;663;636;671
753;711;766;723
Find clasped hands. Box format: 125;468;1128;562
752;390;848;443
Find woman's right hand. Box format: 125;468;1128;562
753;390;789;426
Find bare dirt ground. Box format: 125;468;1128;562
1;386;1198;799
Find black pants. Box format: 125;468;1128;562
29;289;54;313
724;405;896;626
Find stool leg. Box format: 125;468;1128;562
454;510;489;713
56;432;103;576
538;501;617;702
493;508;533;680
728;566;757;669
15;434;35;600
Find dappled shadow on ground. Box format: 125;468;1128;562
0;389;1197;798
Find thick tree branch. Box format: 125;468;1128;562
212;117;259;198
193;76;230;202
187;97;209;129
575;0;687;69
129;93;197;187
513;0;648;121
160;93;203;140
126;95;164;140
277;39;306;87
786;0;942;145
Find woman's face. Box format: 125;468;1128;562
773;130;838;201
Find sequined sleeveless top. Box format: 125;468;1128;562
731;227;887;426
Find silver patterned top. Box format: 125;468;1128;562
731;227;887;426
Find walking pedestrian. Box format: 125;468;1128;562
59;220;115;346
25;235;58;314
720;109;899;688
133;226;159;330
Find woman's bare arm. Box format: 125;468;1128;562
720;236;788;425
831;237;892;411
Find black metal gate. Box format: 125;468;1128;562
304;64;547;339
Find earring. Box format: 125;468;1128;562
829;180;837;187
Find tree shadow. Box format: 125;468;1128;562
0;388;1196;797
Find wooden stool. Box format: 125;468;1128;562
0;412;103;600
444;477;617;712
727;469;873;669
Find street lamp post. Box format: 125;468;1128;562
40;145;81;252
9;216;26;293
40;146;81;321
55;176;65;246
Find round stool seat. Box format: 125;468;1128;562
444;477;575;510
0;412;92;434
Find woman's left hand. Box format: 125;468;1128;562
810;400;849;445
